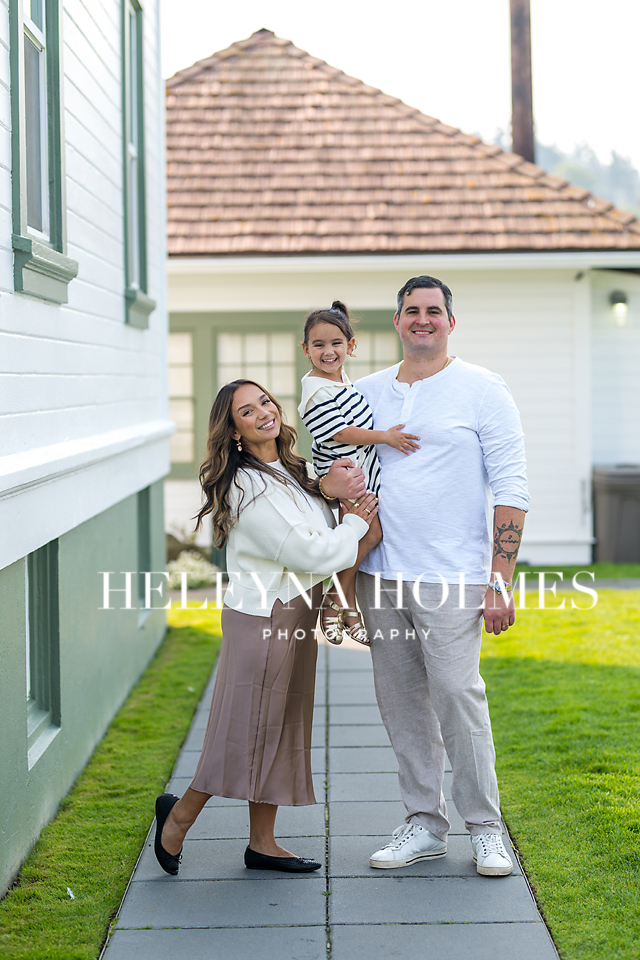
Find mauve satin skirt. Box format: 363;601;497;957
189;584;322;806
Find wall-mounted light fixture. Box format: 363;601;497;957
609;290;628;327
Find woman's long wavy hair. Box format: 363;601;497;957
195;379;323;548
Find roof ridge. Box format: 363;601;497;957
408;111;640;234
166;27;439;123
166;28;280;88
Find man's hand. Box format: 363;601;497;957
322;458;366;501
482;587;515;634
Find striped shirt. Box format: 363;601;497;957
298;371;381;496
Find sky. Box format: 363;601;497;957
160;0;640;171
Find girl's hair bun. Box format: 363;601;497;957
331;300;349;318
302;300;356;345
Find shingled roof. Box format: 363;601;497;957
166;28;640;257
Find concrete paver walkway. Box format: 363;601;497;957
103;640;558;960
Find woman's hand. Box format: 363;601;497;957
340;492;379;526
384;423;420;455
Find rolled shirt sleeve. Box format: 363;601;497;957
477;377;530;512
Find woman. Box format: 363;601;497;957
154;379;377;874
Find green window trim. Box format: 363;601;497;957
12;234;78;301
126;286;156;329
26;540;61;768
9;0;78;304
137;486;151;605
122;0;155;328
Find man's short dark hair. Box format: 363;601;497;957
396;276;453;319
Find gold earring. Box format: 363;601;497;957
235;438;242;452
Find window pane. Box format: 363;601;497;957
137;487;151;603
245;363;269;387
169;333;193;364
169;398;194;430
269;363;295;397
218;364;243;386
170;431;194;463
128;6;138;148
218;334;242;364
124;2;144;293
374;332;398;362
168;365;193;397
26;540;59;721
128;151;140;286
345;360;372;380
245;335;268;363
269;333;295;363
280;397;297;427
353;333;372;362
30;0;44;30
24;35;44;233
25;560;31;698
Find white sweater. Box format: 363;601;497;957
356;358;529;584
223;461;369;616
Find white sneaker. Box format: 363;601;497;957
369;823;447;869
471;833;513;876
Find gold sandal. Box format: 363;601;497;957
342;608;370;647
319;595;343;645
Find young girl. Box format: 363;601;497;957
298;301;420;646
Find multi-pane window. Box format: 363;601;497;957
10;0;78;302
169;333;195;463
217;332;298;428
137;487;151;607
23;0;49;237
26;540;60;767
344;331;399;381
122;0;153;326
124;1;142;289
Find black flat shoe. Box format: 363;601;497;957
154;794;182;875
244;845;321;873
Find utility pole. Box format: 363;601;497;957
510;0;535;162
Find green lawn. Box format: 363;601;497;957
514;562;640;581
2;592;639;959
483;589;640;960
0;610;222;960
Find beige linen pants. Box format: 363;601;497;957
357;573;502;839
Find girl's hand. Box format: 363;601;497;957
384;423;420;455
340;492;379;527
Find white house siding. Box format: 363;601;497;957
591;270;640;466
0;0;170;570
168;251;640;565
0;0;170;895
444;269;593;565
0;2;11;291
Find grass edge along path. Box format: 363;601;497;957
0;609;222;960
482;589;640;960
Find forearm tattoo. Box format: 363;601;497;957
493;519;523;563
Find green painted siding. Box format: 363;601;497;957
0;480;166;895
168;310;398;480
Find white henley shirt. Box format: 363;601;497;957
356;357;529;584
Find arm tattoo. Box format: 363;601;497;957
494;520;523;563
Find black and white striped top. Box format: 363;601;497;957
298;371;381;496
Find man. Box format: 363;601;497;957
356;275;529;877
